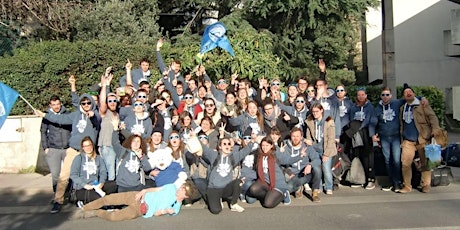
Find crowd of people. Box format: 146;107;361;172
35;39;443;221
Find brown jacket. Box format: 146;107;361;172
399;99;440;145
305;115;337;157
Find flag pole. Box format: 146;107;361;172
18;94;36;111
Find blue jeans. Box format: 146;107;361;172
287;174;312;193
380;135;402;186
100;146;117;181
322;157;333;191
311;164;323;190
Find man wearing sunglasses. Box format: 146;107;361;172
199;65;228;103
369;86;429;193
98;75;120;182
35;91;101;214
276;94;309;132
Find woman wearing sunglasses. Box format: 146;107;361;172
177;89;203;120
195;98;221;127
189;131;261;214
334;85;353;131
275;94;309;131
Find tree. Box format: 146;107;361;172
74;0;161;44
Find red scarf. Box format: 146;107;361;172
257;154;276;190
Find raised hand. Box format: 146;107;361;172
318;59;326;72
156;38;164;50
68;75;76;85
125;59;132;70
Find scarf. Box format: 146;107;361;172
264;107;280;128
257;153;276;190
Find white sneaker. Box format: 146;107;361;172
230;203;245;212
77;201;84;209
365;182;375;190
303;183;312;191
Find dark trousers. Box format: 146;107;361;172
76;181;117;204
206;179;242;214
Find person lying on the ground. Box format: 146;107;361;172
76;180;197;221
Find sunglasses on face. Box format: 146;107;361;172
137;95;147;99
80;101;91;106
336;89;345;92
198;135;208;140
205;104;215;108
107;99;117;103
184;96;193;100
218;80;227;84
271;82;281;86
242;136;252;140
295;100;305;103
381;93;391;97
307;89;315;93
134;103;144;107
169;135;180;140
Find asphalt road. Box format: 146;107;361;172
2;184;460;230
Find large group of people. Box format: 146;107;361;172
36;39;443;221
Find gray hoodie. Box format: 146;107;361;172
44;94;101;150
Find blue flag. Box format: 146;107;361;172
200;22;235;57
0;82;19;130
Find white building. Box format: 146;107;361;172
366;0;460;89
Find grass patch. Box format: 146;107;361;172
18;166;36;174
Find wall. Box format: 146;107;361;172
366;0;460;89
0;116;42;173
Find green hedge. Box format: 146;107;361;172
0;40;157;115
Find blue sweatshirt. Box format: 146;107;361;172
203;142;255;189
70;153;107;190
349;100;374;135
280;140;321;175
369;99;404;137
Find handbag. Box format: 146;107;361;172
442;144;460;167
352;132;364;148
424;138;442;170
431;164;453;186
69;188;77;203
345;157;366;185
